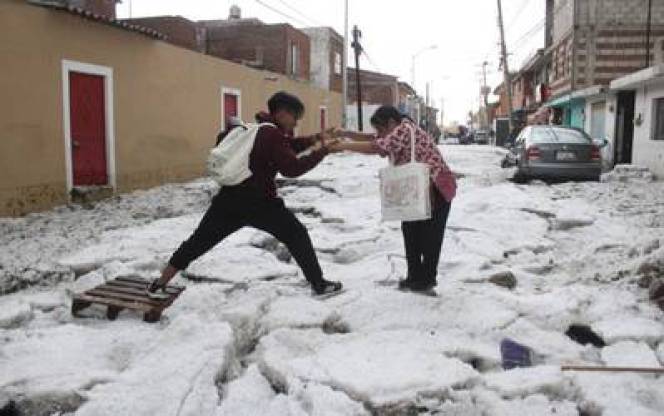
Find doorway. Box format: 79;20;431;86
221;87;242;130
62;60;115;194
69;72;108;186
615;91;635;164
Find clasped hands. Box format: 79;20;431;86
311;128;349;153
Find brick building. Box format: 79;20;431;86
345;68;398;131
548;0;664;98
491;74;517;119
347;68;398;105
510;49;552;126
302;27;344;93
122;16;206;52
201;18;310;80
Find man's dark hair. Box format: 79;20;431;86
370;105;406;128
268;91;305;119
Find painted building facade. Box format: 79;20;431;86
0;0;342;216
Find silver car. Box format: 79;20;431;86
474;130;490;144
508;126;602;182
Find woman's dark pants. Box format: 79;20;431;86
401;200;452;287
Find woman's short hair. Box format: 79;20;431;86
370;105;405;127
268;91;305;119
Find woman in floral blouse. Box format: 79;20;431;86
330;105;456;293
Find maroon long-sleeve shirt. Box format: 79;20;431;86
240;121;328;198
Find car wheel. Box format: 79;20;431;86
512;170;527;184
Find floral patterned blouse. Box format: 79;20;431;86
372;119;457;203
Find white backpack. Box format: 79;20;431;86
207;122;275;186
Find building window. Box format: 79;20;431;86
654;98;664;140
334;52;342;75
290;43;298;76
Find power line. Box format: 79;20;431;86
505;0;531;30
254;0;309;27
361;48;384;73
510;17;546;46
273;0;325;27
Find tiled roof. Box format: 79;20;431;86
28;0;167;39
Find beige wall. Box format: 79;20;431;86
633;82;664;179
0;0;342;216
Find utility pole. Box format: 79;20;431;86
482;61;489;110
497;0;514;133
645;0;653;68
440;97;445;129
342;0;348;128
479;79;486;130
351;25;363;131
425;81;430;133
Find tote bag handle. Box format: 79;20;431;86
408;123;416;163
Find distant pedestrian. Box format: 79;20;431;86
148;91;343;298
329;105;456;293
215;116;244;146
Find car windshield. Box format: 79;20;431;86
530;127;591;144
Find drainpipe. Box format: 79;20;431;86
645;0;653;68
571;0;578;92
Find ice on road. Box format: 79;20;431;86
1;145;664;415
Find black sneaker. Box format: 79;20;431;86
398;277;437;291
312;280;344;298
408;279;437;294
146;278;170;300
398;278;414;290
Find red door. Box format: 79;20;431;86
70;72;107;186
320;108;327;131
223;93;238;128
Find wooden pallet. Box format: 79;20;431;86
71;276;185;323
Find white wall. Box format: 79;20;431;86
633;82;664;178
302;28;330;91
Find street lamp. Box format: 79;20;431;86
411;45;437;128
411;44;438;92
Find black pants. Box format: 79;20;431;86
168;187;324;285
401;200;451;286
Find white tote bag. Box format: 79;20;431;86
207;122;275;186
379;124;432;222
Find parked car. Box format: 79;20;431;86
441;136;459;145
459;134;473;145
507;125;603;182
474;130;490;144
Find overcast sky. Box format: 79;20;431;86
117;0;545;124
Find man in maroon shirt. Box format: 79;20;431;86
148;92;343;297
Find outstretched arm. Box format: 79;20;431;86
290;133;319;153
271;131;335;177
329;141;378;155
331;128;376;142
